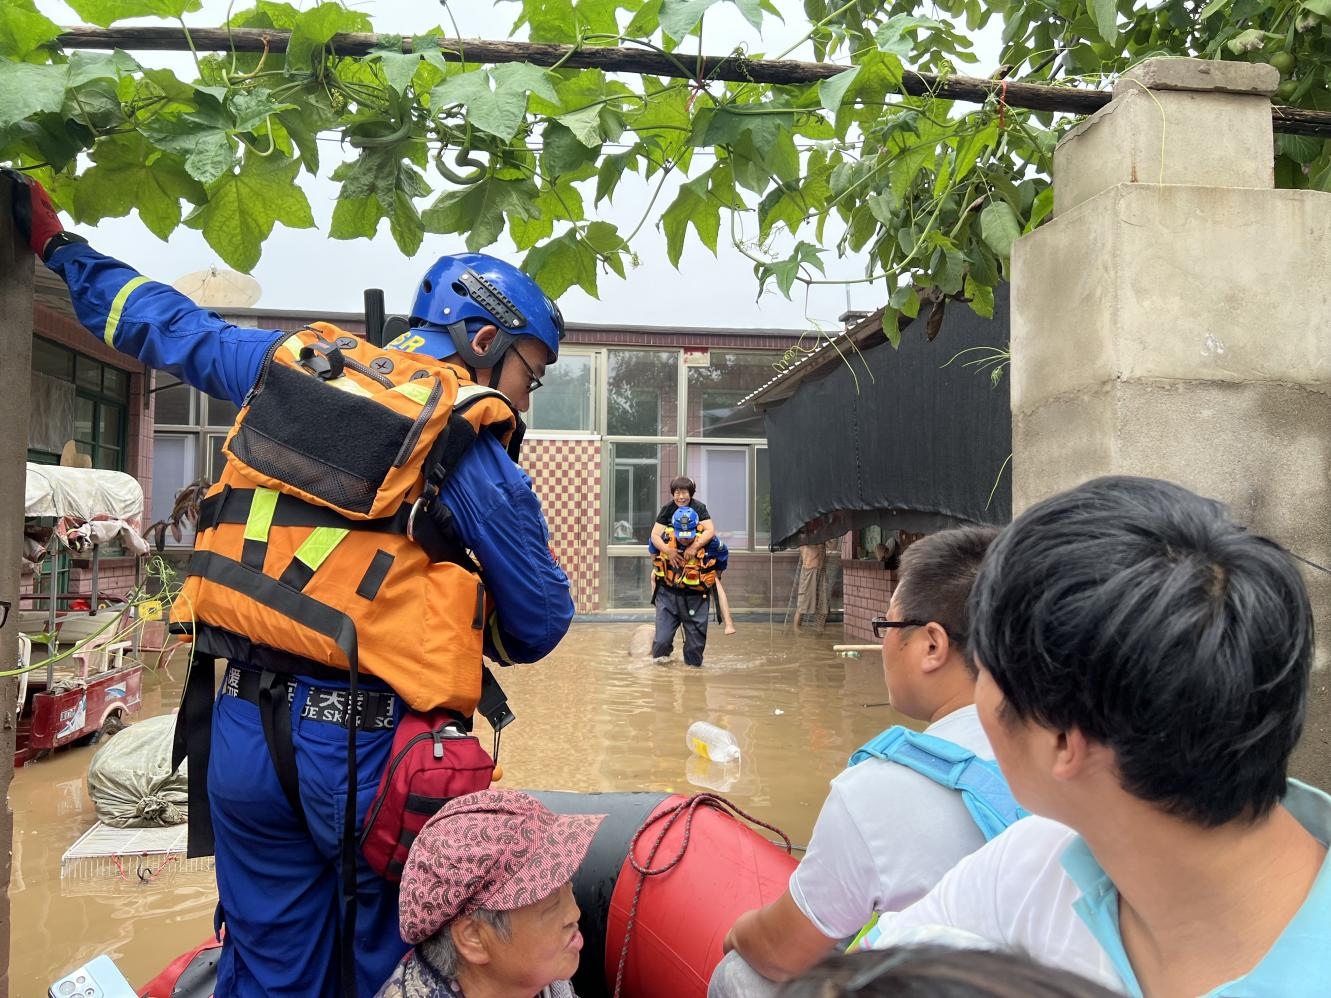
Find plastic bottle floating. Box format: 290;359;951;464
686;720;741;764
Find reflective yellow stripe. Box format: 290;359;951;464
243;487;279;543
328;377;373;397
281;334;304;360
102;276;150;346
393;381;433;405
295;527;349;570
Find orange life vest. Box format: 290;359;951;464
652;530;719;591
170;323;518;713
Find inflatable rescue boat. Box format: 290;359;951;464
139;791;797;998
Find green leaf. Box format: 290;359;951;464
0;62;66;126
64;0;202;28
875;14;946;58
421;175;540;252
661;0;721;40
660;172;720;267
229;88;296;132
0;1;61;59
1088;0;1117;42
755;241;825;299
964;277;994;319
141;116;235;185
557;105;606;147
523;229;598;298
595;149;635;206
1199;0;1232;18
330;194;382;241
818;67;862;112
1025;187;1054;232
287;2;372;70
980;200;1022;261
183;155;315;272
431;64;556;142
582;220;630;279
388;189;423;256
1279;132;1324;165
542;121;600;177
74;137;203;240
694;102;795;151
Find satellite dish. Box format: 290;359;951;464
171;265;262;308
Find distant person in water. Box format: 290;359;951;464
376;790;604;998
650;476;736;634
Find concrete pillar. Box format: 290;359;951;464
0;176;35;997
1010;58;1331;787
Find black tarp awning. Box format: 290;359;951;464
763;287;1011;549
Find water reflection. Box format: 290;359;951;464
11;623;904;991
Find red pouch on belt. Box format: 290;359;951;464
360;709;494;881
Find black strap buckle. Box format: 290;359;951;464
297;342;345;380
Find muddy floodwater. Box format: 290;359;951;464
11;621;905;993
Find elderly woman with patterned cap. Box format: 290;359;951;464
375;789;606;998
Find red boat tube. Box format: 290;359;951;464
140;791;796;998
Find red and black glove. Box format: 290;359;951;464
2;167;80;260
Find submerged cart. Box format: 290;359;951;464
15;463;148;764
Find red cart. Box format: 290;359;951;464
15;464;149;765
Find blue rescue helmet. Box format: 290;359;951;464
672;507;699;542
390;252;565;367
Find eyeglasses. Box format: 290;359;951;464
512;349;543;394
0;600;8;629
870;616;955;640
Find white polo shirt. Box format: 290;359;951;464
788;705;995;940
864;780;1331;996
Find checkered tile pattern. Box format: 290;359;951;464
522;438;603;612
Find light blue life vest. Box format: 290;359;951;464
848;726;1026;841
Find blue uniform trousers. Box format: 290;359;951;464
208;675;408;997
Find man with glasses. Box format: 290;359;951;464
711;526;1019;996
864;477;1331;995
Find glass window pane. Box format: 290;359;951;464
608;350;678;436
756;447;771;550
686;352;780;438
31;337;73;381
207;396;238;428
150;435;198;546
610;556;653;609
75;354;101;391
103;366;129;400
99;404;123;449
528;353;594;432
609;442;677;546
74;396;95;443
95;445;121;471
207;434;228;481
153;373;193;425
687;444;750;548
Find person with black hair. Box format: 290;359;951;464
712;528;1022;996
863;476;1331;996
777;945;1120;998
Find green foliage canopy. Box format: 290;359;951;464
0;0;1325;335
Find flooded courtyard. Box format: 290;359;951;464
10;620;904;993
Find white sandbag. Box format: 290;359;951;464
86;714;188;827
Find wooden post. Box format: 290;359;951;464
0;174;34;998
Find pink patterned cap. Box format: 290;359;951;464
398;789;606;945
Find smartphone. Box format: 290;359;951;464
48;955;138;998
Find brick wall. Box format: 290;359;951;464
842;560;900;644
521;437;603;613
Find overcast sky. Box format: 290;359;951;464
38;1;1001;330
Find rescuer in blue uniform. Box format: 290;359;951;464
6;171;575;997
